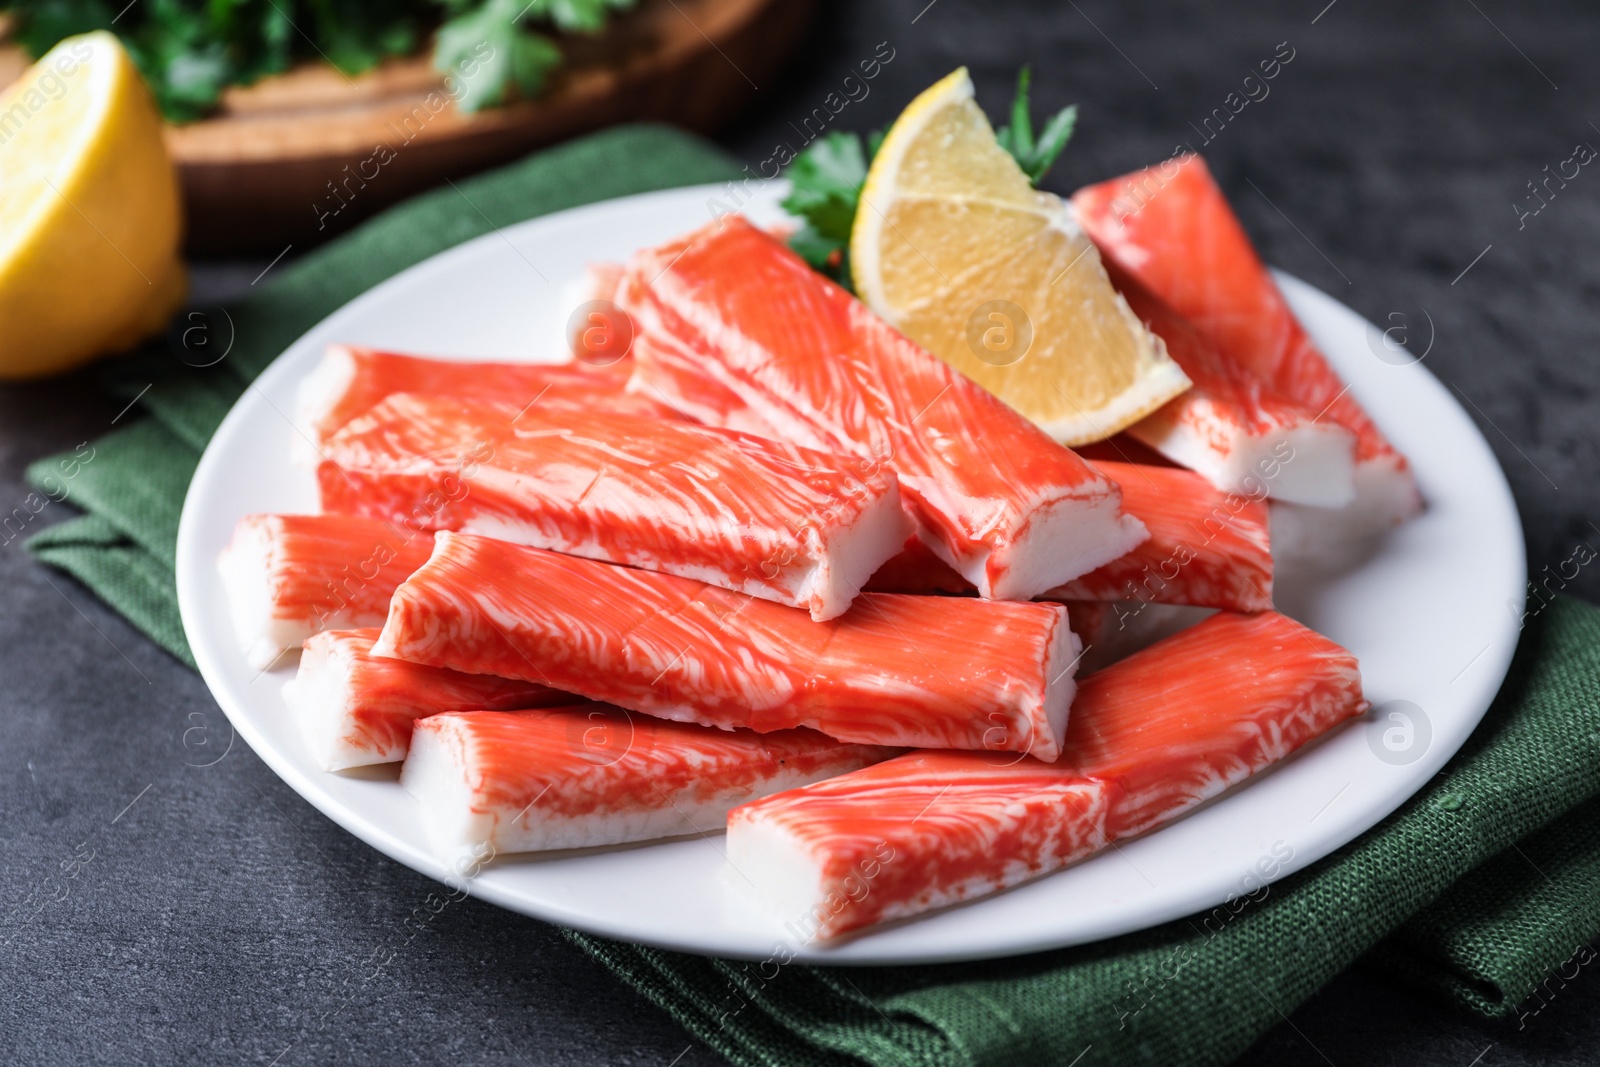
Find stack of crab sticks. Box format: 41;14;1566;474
219;150;1414;941
1073;155;1423;550
727;611;1367;939
616;215;1150;601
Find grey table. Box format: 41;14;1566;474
5;0;1599;1062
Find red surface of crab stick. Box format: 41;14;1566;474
1108;264;1357;508
1073;156;1422;540
293;344;673;459
318;393;911;620
373;533;1084;760
217;513;433;669
616;215;1148;602
1044;460;1273;611
726;610;1367;940
286;628;571;771
400;706;897;862
1059;610;1366;836
869;461;1274;614
729;749;1114;943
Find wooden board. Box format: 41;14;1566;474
1;0;811;253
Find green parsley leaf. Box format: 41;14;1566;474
542;0;633;34
3;0;634;122
433;0;561;112
778;130;875;286
995;65;1077;184
781;131;869;242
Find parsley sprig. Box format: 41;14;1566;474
779;129;880;284
779;67;1077;287
433;0;633;112
3;0;635;122
994;66;1077;184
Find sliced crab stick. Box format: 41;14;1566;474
294;344;673;460
726;610;1367;939
617;215;1148;602
1108;264;1357;508
869;461;1273;613
400;707;896;862
318;394;911;620
373;533;1083;760
1074;156;1421;539
217;513;433;669
286;628;571;771
728;750;1114;942
1058;610;1366;836
1045;460;1273;611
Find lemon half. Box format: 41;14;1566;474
850;68;1189;445
0;31;185;379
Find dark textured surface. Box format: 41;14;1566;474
4;0;1599;1063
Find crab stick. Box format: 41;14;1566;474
400;707;896;862
217;513;432;669
1045;460;1273;611
1074;156;1422;540
286;629;571;771
318;394;911;620
617;215;1148;602
1107;264;1358;508
868;462;1274;614
294;344;673;461
373;533;1083;760
726;610;1367;939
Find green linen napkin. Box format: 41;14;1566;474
24;123;1600;1065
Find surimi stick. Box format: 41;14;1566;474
400;706;896;862
286;629;571;771
1056;611;1366;836
617;215;1148;602
317;393;911;621
1073;156;1422;542
217;513;432;669
725;611;1367;940
1109;264;1358;508
373;533;1084;760
868;461;1274;614
294;344;673;461
728;750;1114;943
1044;460;1273;611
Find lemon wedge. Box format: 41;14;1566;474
850;68;1189;445
0;31;185;379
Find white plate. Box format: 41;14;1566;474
176;182;1525;964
